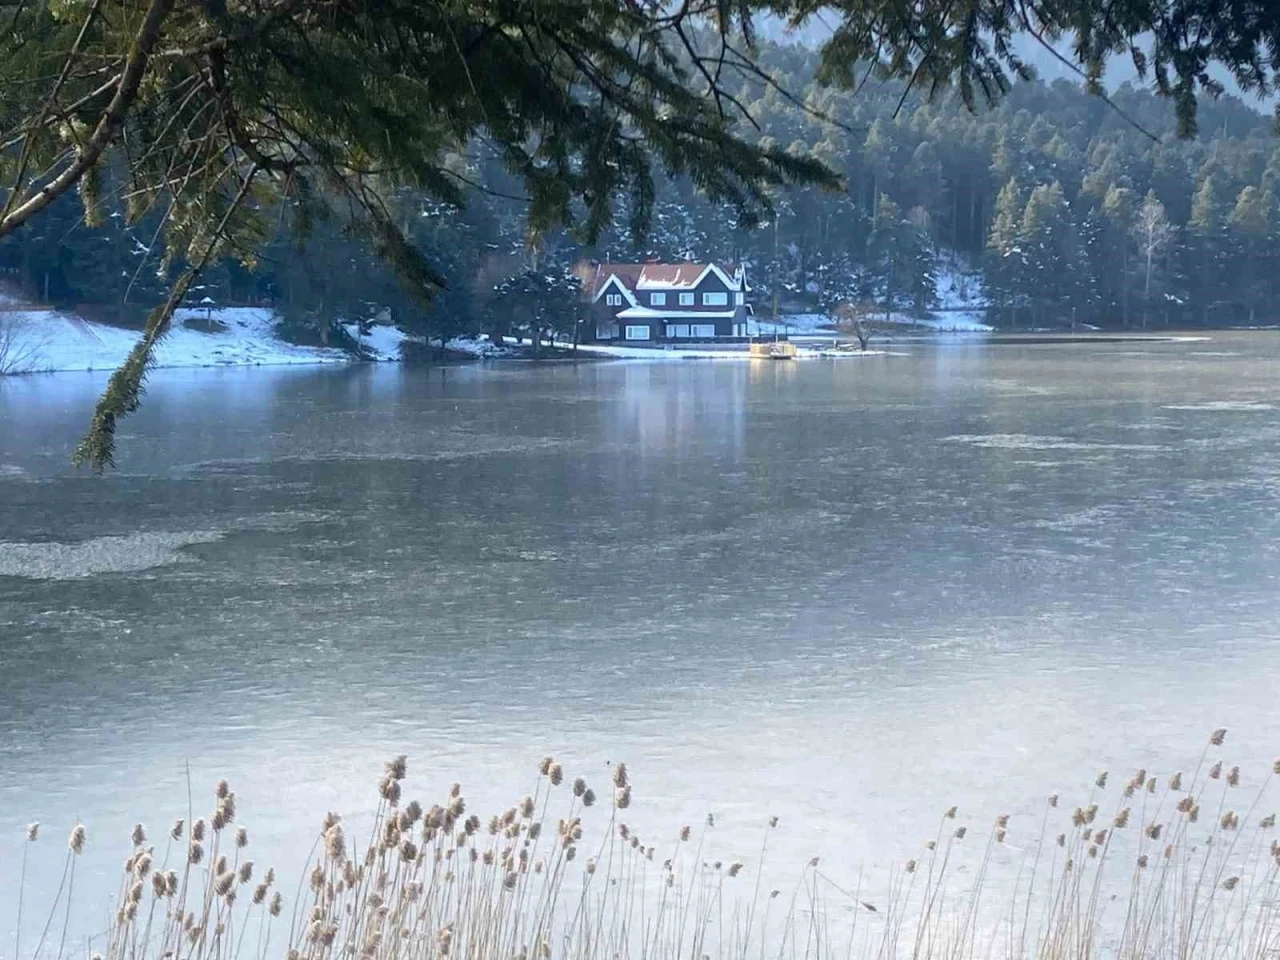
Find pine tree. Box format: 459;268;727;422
985;177;1024;326
1227;185;1271;325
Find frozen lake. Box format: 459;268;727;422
3;335;1280;946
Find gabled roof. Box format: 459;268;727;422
590;261;744;301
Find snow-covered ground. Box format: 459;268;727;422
340;322;409;361
3;296;348;374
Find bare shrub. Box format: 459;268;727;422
0;311;45;375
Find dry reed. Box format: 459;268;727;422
10;730;1280;960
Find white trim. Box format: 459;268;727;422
591;274;638;306
690;324;716;338
624;324;651;341
616;306;737;320
650;292;667;306
678;292;695;306
702;291;729;306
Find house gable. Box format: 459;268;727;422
591;274;638;307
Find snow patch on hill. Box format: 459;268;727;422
2;297;346;374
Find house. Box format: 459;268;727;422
584;262;752;342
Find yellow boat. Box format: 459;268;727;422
748;339;797;360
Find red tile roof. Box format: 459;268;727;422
589;262;741;297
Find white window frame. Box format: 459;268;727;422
734;292;745;305
596;325;616;340
691;324;716;338
702;291;728;306
678;292;695;306
624;325;651;341
605;293;623;306
666;324;690;339
650;292;667;306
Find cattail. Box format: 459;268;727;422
134;852;152;877
1261;814;1276;829
1114;808;1130;828
995;829;1007;843
539;757;554;776
1273;758;1280;776
1096;771;1108;789
216;779;230;800
519;795;535;819
26;822;39;841
69;824;86;853
269;892;283;916
528;821;542;840
151;873;168;898
1056;834;1065;847
1164;843;1175;859
769;815;779;827
309;864;325;892
905;859;917;873
131;823;147;846
128;880;144;904
448;795;466;818
215;854;228;875
1137;854;1149;868
728;862;744;877
1210;728;1227;746
192;819;206;842
211;808;226;832
502;871;518;890
1221;810;1239;830
235;826;248;848
582;788;596;807
679;826;691;841
1209;761;1223;780
165;871;179;896
170;819;184;840
1177;795;1194;813
944;806;957;819
565;845;577;862
1093;830;1107;845
1227;766;1240;787
386;755;407;780
214;872;235;896
400;840;418;862
1169;771;1183;791
572;777;587;798
238;860;253;883
1146;822;1163;840
585;857;597;875
1190;804;1201;822
1146;779;1156;794
252;882;268;905
1088;845;1098;858
342;861;357;887
926;840;937;851
615;786;632;809
379;776;401;805
1072;808;1086;827
1222;875;1240;891
954;826;967;840
219;793;236;823
1085;803;1098;824
325;824;346;861
707;813;715;827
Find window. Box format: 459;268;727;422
596;325;616;340
678;292;695;306
735;292;745;305
691;324;716;338
666;324;690;339
604;293;622;306
624;325;651;341
650;292;666;306
702;291;728;306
